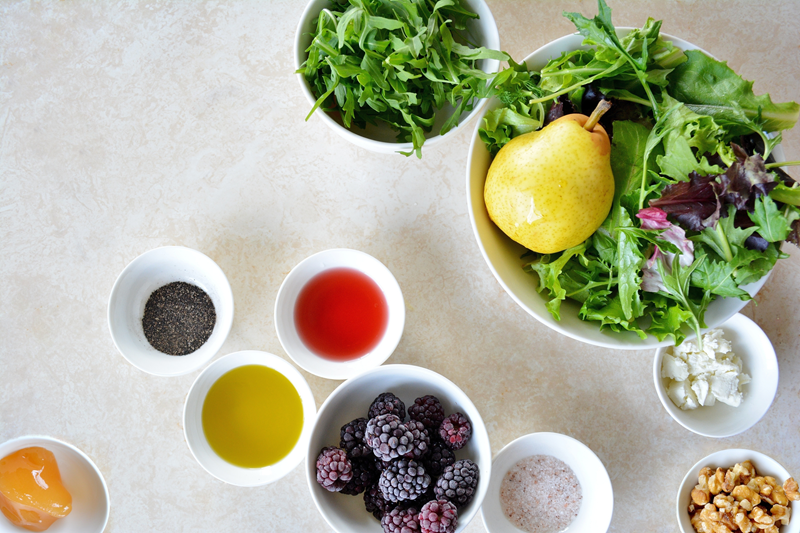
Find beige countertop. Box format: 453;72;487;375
1;1;799;531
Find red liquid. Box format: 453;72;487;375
294;267;389;361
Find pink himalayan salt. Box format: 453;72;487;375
500;455;582;533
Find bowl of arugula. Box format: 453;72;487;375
466;0;800;349
295;0;506;158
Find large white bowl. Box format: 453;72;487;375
466;30;775;349
107;246;234;377
295;0;501;154
183;350;316;487
653;313;779;438
481;432;613;533
274;249;405;380
0;436;110;533
677;449;799;533
305;364;491;533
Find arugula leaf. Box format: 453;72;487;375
564;0;640;69
607;206;644;320
655;253;708;348
690;250;751;299
749;195;800;242
669;50;800;134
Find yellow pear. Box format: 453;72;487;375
484;102;615;254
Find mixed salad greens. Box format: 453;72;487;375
480;0;800;346
299;0;508;158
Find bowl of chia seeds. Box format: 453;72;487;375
107;246;234;377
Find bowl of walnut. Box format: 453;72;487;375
678;449;799;533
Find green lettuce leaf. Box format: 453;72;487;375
668;50;800;133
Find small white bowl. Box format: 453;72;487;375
294;0;501;154
465;31;776;349
107;246;234;377
481;432;613;533
274;249;405;380
183;350;316;487
306;364;491;533
677;449;799;533
653;313;779;438
0;436;110;533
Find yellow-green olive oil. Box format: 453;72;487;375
202;365;303;468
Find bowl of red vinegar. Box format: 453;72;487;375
274;249;405;380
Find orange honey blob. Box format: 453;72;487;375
0;447;72;532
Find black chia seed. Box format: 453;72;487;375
142;281;216;356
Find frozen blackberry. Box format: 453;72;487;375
341;457;379;496
422;440;456;478
438;413;472;450
376;457;393;471
340;417;371;459
434;459;479;508
419;500;458;533
408;395;445;429
369;392;406;420
379;459;431;503
366;414;416;461
315;446;353;492
381;506;420;533
401;485;436;511
405;419;430;459
365;482;396;521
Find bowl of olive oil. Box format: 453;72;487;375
183;350;316;486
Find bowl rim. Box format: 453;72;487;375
304;363;491;533
480;431;613;533
273;248;406;380
676;448;799;533
465;29;774;350
106;245;234;377
0;435;110;533
652;313;779;438
182;350;317;487
293;0;502;154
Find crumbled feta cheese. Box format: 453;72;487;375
661;329;749;410
661;353;689;381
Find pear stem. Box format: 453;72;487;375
584;100;612;131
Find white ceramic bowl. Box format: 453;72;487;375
107;246;234;377
481;432;613;533
465;31;776;350
653;313;779;438
677;449;799;533
306;364;491;533
0;436;110;533
183;350;316;487
294;0;501;154
275;249;405;380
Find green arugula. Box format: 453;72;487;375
300;0;509;157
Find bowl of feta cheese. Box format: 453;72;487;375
653;313;779;438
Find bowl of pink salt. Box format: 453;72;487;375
481;432;613;533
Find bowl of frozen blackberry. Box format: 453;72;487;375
306;364;491;533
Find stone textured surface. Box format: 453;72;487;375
1;1;799;532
